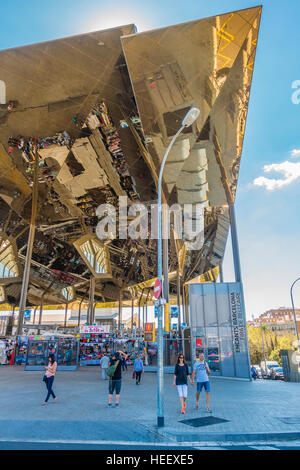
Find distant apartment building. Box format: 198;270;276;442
248;307;300;335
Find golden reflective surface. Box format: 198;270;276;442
122;6;261;206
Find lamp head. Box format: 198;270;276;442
182;107;200;127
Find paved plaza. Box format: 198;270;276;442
1;365;300;448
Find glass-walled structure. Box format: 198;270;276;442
188;282;251;379
25;335;79;370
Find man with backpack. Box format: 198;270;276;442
191;352;212;413
107;350;128;407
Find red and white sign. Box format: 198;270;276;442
80;325;110;334
153;279;162;299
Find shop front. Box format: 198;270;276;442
25;334;79;370
79;325;112;366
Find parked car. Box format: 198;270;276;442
271;367;284;380
260;361;280;378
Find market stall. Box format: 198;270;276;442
25;334;79;370
15;336;28;365
79;325;112;366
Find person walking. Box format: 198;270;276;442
173;354;193;414
191;352;212;413
42;353;58;406
107;350;128;407
133;354;144;385
121;354;128;372
251;365;258;380
100;353;110;380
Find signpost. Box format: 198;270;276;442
154;279;162;300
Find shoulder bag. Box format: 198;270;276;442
107;360;120;378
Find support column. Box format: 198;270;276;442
16;142;39;336
219;262;224;283
177;269;182;340
87;276;95;325
38;298;44;327
32;307;37;325
64;302;69;328
118;295;122;332
229;203;242;283
131;298;134;332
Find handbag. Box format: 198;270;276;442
132;370;136;379
42;374;47;382
107;360;120;378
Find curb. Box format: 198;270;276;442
152;430;300;443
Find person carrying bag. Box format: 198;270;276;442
107;351;128;408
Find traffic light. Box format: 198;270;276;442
144;322;155;342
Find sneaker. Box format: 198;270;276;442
108;403;112;407
115;403;119;407
52;397;58;404
41;402;47;406
206;407;212;413
180;408;185;414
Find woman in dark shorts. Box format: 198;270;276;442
108;350;128;407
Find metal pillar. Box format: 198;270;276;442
290;278;300;350
131;298;134;333
138;289;144;332
64;302;69;328
229;203;242;283
16;142;39;336
118;296;122;332
32;307;37;325
87;276;95;325
177;270;182;340
260;326;267;374
219;262;224;283
229;202;251;379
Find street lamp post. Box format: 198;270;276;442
260;325;267;377
157;107;200;428
290;277;300;350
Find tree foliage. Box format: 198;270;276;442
247;326;296;366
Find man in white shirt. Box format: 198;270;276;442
100;353;110;380
191;352;212;412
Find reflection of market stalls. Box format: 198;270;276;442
15;336;28;365
25;334;79;370
0;339;6;364
79;325;112;366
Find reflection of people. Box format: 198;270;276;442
192;352;212;413
108;351;128;407
133;354;144;385
251;365;258;380
42;353;58;406
65;349;72;366
100;353;109;380
173;354;193;414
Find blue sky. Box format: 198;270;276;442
1;0;300;318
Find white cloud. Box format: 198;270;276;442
291;149;300;158
253;160;300;190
